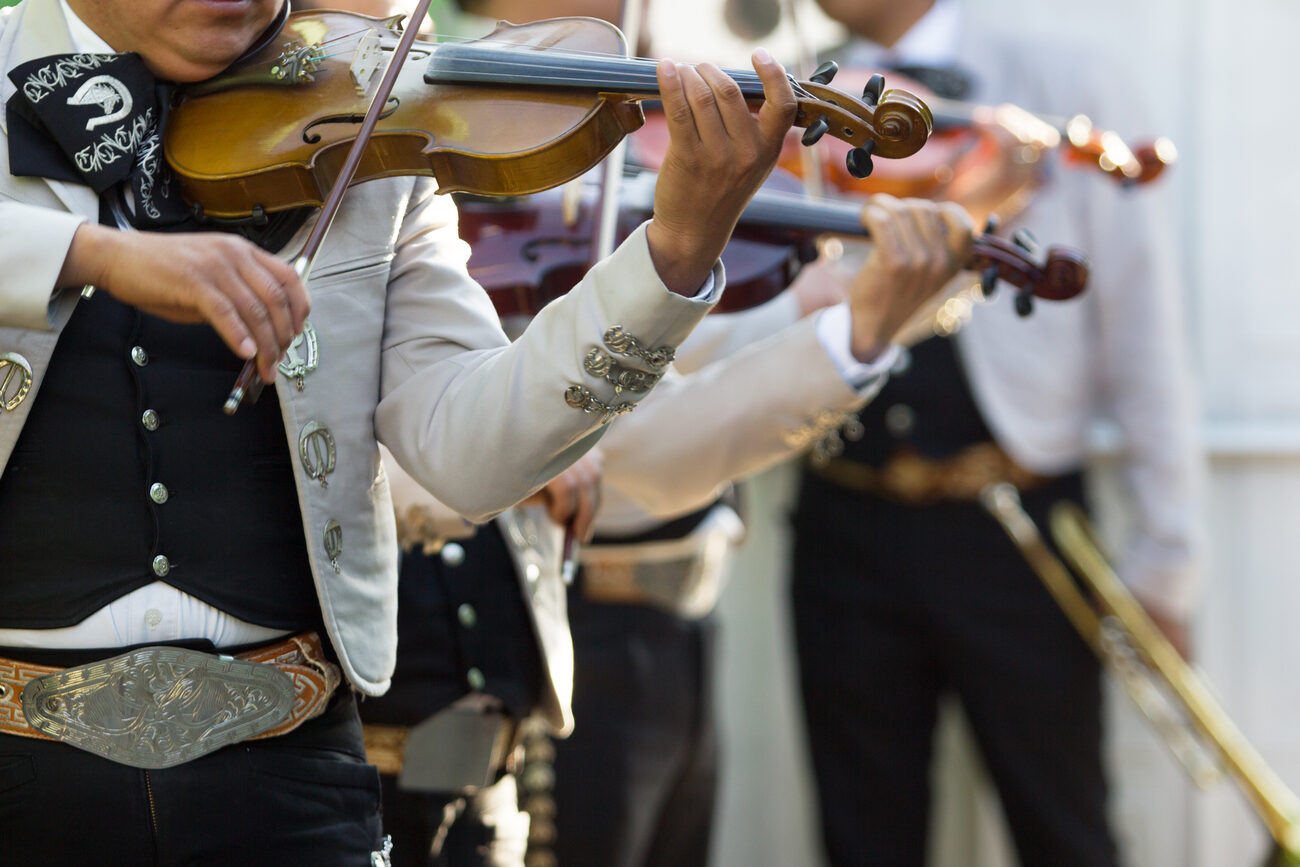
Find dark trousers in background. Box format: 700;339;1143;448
791;471;1121;867
0;690;382;866
380;772;528;867
553;598;718;867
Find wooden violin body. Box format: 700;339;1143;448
165;11;935;220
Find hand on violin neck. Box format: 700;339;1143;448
846;195;974;362
60;223;311;383
645;49;797;295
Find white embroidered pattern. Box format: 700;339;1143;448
66;74;133;131
21;53;111;104
73;109;153;175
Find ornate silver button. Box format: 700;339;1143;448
885;404;916;438
466;668;486;691
441;542;466;567
152;555;170;577
457;604;477;628
130;346;149;367
141;409;160;431
149;483;169;504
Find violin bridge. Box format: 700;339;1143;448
351;30;384;97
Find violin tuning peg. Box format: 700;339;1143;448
1012;229;1039;253
802;115;831;147
1015;290;1035;317
810;61;839;85
980;264;1000;297
983;214;1000;236
845;141;876;179
862;73;886;107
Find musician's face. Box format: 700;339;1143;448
67;0;284;82
813;0;934;45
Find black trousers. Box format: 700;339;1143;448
553;598;718;867
791;470;1120;867
0;690;382;866
380;771;528;867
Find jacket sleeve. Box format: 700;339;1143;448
375;180;721;523
595;311;882;532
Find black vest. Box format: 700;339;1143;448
0;288;318;630
845;335;993;467
359;522;543;725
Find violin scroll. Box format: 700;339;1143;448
966;226;1089;318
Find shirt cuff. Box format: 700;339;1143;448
689;271;718;302
815;303;900;392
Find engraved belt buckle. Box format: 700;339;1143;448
21;646;295;769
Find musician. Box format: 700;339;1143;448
0;0;804;860
788;1;1205;865
335;5;973;867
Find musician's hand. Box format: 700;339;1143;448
648;48;797;295
60;223;311;383
848;195;974;362
520;448;605;542
787;257;848;317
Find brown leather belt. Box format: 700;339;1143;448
0;632;341;760
809;442;1049;505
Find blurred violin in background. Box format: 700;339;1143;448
458;168;1088;323
767;62;1176;223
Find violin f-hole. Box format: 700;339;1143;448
302;97;401;144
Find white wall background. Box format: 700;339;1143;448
634;1;1300;866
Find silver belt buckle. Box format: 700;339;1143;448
22;645;295;769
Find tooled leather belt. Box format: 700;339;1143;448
0;631;341;769
808;442;1051;505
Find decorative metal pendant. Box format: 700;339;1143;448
298;420;337;487
279;322;319;392
324;519;343;574
0;352;33;412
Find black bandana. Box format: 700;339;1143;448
6;52;189;227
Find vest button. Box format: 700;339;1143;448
149;482;169;504
130;346;149;367
441;542;466;567
152;555;170;577
457;603;478;629
466;667;486;691
885;403;916;437
141;409;160;431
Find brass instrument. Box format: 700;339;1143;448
980;483;1300;867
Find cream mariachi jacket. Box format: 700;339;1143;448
0;0;719;695
383;292;886;733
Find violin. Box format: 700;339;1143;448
774;62;1176;203
163;11;934;221
458;169;1088;321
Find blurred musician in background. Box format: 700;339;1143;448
781;1;1206;865
335;5;976;867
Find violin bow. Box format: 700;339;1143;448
223;0;438;414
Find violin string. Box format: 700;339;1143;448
266;21;824;102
